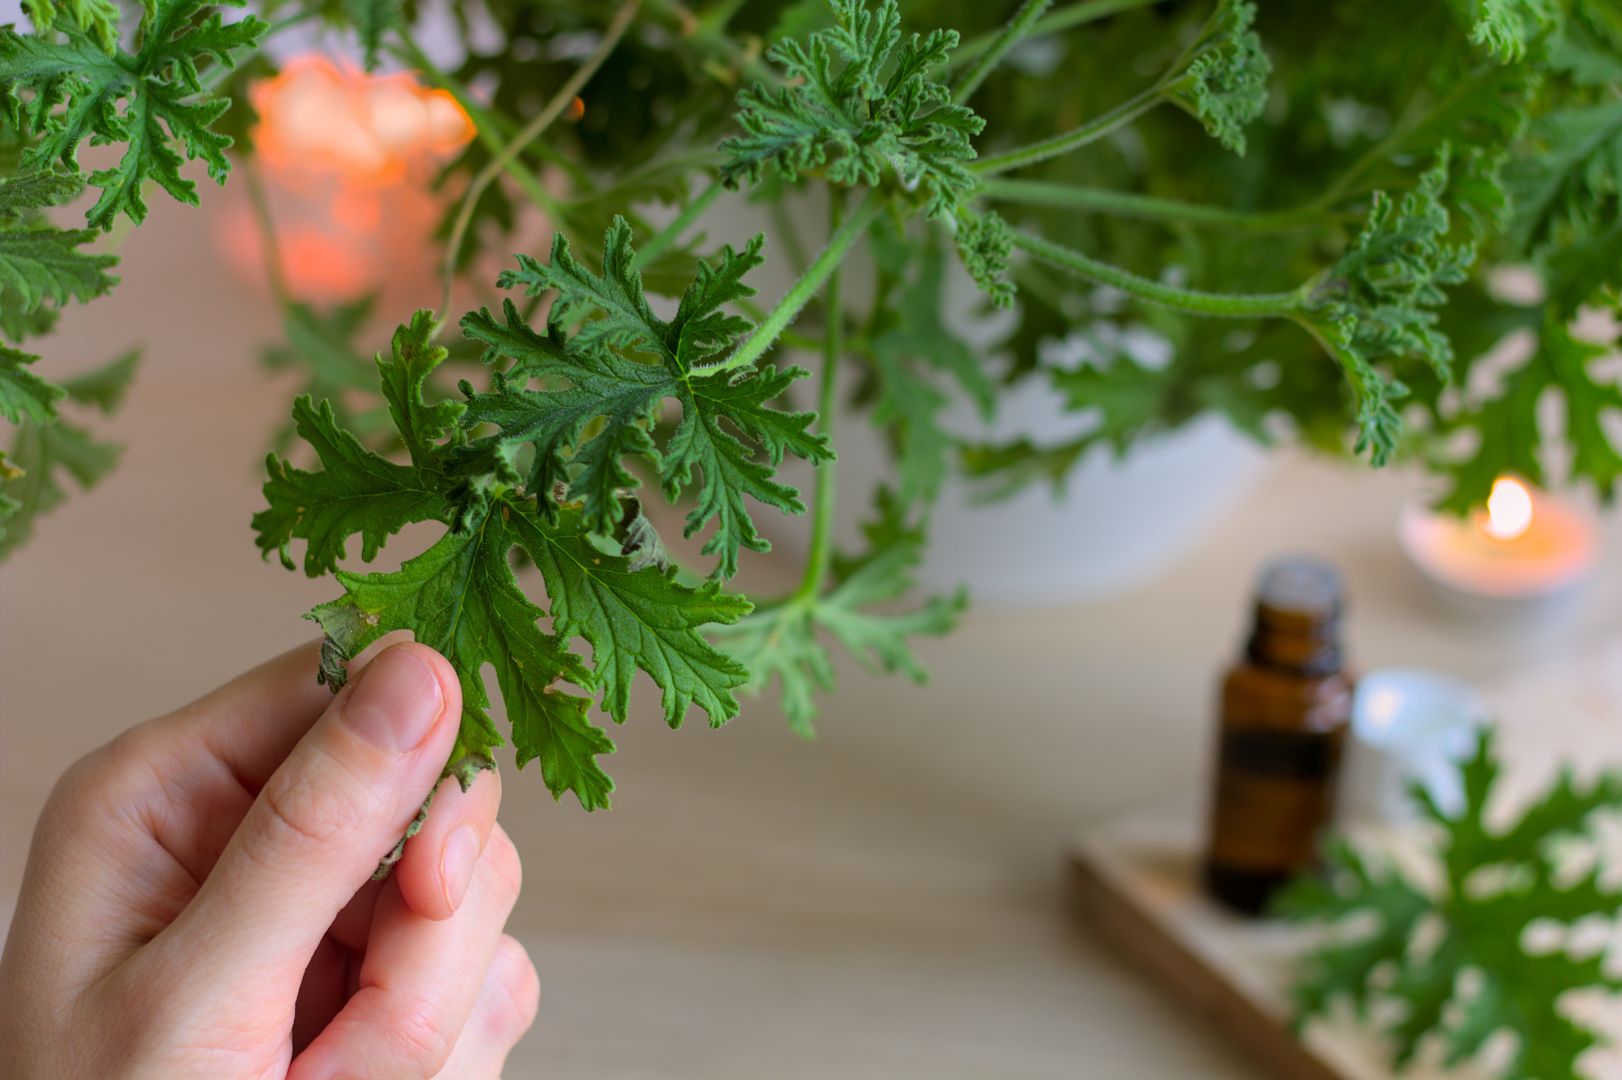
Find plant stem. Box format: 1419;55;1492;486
974;83;1165;176
950;0;1160;69
630;175;724;270
241;156;290;309
715;191;878;375
953;0;1054;104
733;297;821;352
438;0;641;324
979;178;1338;232
1011;228;1305;318
795;191;845;601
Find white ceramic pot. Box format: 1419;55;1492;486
827;270;1267;610
829;391;1267;611
708;192;1269;610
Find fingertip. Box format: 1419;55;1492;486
397;767;501;920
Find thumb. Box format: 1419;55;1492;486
153;642;462;999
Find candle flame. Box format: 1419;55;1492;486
1484;475;1534;541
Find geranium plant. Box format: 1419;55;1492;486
3;0;1622;808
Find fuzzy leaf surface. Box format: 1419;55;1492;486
460;218;832;579
721;0;985;219
0;0;266;228
309;505;605;802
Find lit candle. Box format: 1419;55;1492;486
1398;475;1597;606
215;55;476;302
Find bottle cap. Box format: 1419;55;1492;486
1255;556;1342;621
1247;555;1345;674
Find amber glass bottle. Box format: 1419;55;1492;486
1204;557;1354;916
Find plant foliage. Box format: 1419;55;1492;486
1278;728;1622;1080
1;0;1621;862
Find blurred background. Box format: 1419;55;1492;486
5;2;1622;1077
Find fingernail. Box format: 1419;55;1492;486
442;825;481;911
343;647;446;752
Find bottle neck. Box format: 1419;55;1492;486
1245;604;1343;677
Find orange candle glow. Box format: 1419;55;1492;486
1399;475;1597;603
217;55;475;302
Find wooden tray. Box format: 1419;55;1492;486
1069;638;1622;1079
1069;798;1390;1079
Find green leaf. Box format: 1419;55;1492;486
460;219;832;579
0;0;267;228
0;167;86;215
868;347;952;510
261;297;394;454
714;488;965;733
1438;316;1622;512
0;410;120;556
865;230;992;508
376;309;466;468
0;344;64;424
0;168;118;320
344;0;399;71
953;208;1015;309
59;345;137;411
256;310;469;575
309;504;606;803
1508;100;1622;245
1298;159;1474;465
1162;0;1272;156
264;311;760;805
720;0;986;219
506;506;753;727
254;395;450;576
1279;727;1622;1080
1445;0;1558;61
1544;216;1622;315
21;0;120;53
663;362;830;579
497;216;759;374
0;219;118;313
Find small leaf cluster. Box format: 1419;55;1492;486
257;225;840;806
721;0;985;221
0;0;255;553
1278;728;1622;1080
1162;0;1272;156
713;488;965;734
0;0;265;228
1298;159;1476;466
457;217;833;580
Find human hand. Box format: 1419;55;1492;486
0;640;539;1080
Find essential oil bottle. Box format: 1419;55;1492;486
1204;556;1354;916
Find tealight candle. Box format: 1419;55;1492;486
1398;475;1597;606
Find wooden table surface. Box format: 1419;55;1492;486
7;194;1622;1079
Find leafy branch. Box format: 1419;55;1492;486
0;0;264;228
1003;158;1472;466
258;309;758;806
972;0;1270;174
